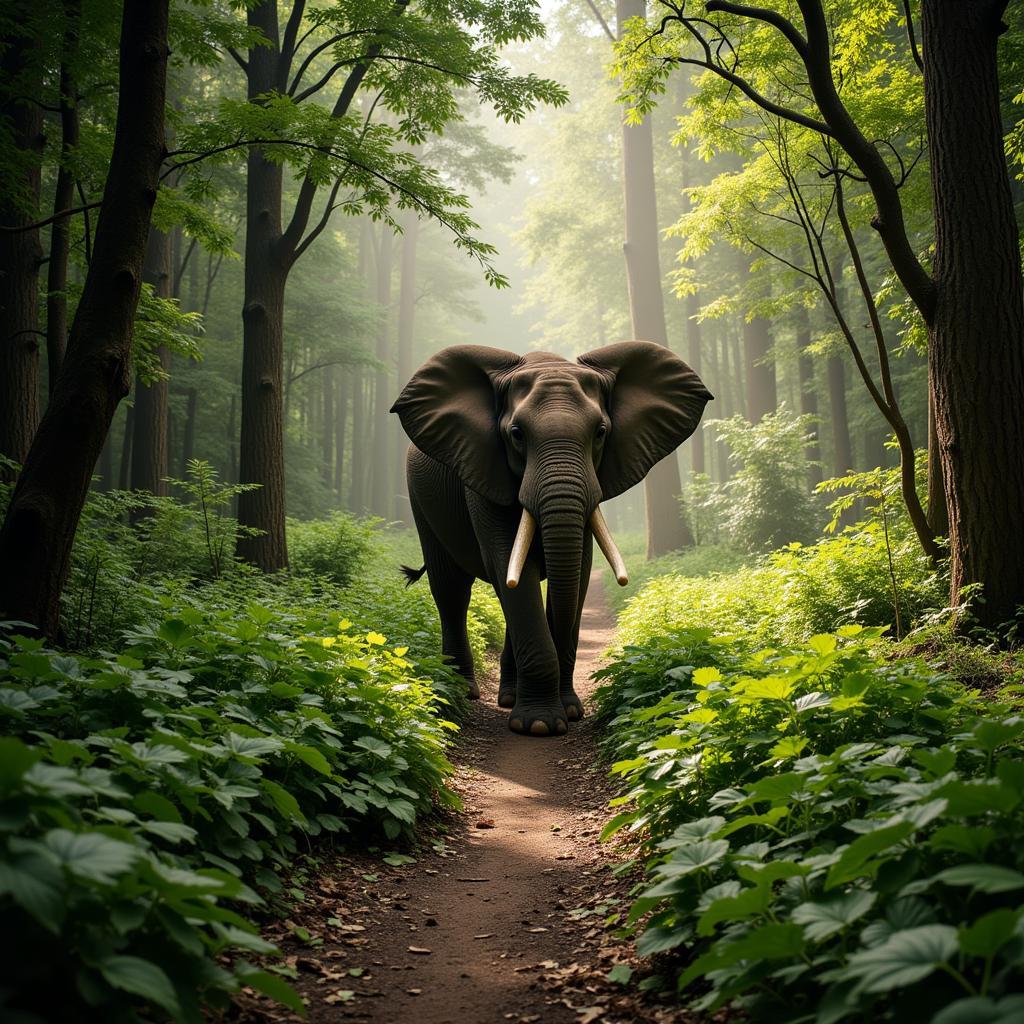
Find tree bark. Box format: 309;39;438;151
827;353;853;475
130;226;171;503
45;0;81;398
926;388;949;536
322;363;334;489
742;314;776;424
0;6;44;477
370;223;394;519
350;368;366;512
236;0;289;570
0;0;169;636
686;291;705;474
796;307;822;486
922;0;1024;628
335;370;348;501
395;210;419;525
617;0;693;557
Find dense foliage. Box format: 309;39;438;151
596;625;1024;1021
0;481;505;1022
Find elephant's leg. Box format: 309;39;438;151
414;509;479;700
497;627;517;709
498;565;566;736
545;537;592;723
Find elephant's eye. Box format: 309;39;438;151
509;424;524;444
596;423;608;439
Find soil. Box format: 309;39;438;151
235;577;695;1024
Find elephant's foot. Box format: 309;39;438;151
497;680;516;709
466;678;480;700
508;701;568;737
561;688;585;722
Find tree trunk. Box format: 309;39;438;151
742;314;776;423
322;363;334;488
0;0;169;636
119;405;133;490
922;0;1024;628
350;368;366;512
796;307;822;486
371;224;394;518
828;353;853;475
130;226;171;502
0;8;44;477
926;388;949;536
236;0;288;570
686;291;704;475
45;0;81;399
395;211;419;526
335;370;347;501
617;0;693;557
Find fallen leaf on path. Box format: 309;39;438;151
577;1007;603;1023
475;819;496;829
473;933;493;939
407;946;432;955
407;988;422;995
528;927;549;933
324;990;355;1005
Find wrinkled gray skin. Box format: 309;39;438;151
391;342;711;736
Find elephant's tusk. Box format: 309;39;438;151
506;508;536;589
591;505;629;586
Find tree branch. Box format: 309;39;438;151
705;0;809;57
0;200;101;233
278;0;306;89
583;0;615;43
291;175;346;264
901;0;924;72
226;46;248;73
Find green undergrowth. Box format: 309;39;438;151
0;604;464;1022
595;626;1024;1022
615;523;945;650
0;482;506;1022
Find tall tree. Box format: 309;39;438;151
130;226;172;501
0;0;44;476
617;0;693;556
370;222;394;519
395;209;419;526
0;0;170;636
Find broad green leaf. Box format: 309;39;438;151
606;964;633;984
353;736;392;758
261;780;307;825
0;738;40;792
937;779;1019;816
932;995;1024;1024
678;923;805;991
44;830;139;885
839;924;957;994
934;864;1024;895
0;850;64;932
793;891;876;943
659;839;729;879
958;908;1021;958
99;956;180;1016
697;884;772;936
826;820;915;890
807;634;837;655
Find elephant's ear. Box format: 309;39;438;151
578;341;713;501
391;344;523;504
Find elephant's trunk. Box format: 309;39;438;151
533;448;592;648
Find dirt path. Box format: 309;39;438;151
243;578;683;1024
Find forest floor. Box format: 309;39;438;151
233;577;696;1024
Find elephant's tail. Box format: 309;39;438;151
399;564;427;587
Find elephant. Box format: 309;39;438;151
390;341;712;737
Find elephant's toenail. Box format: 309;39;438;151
556;720;568;734
530;720;551;736
510;718;523;732
566;705;579;721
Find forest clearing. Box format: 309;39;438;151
3;1;1024;1022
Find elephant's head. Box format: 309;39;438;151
391;342;712;644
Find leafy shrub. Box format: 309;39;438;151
616;522;945;650
699;407;821;552
597;628;1024;1021
0;603;462;1022
287;511;376;587
604;542;748;615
